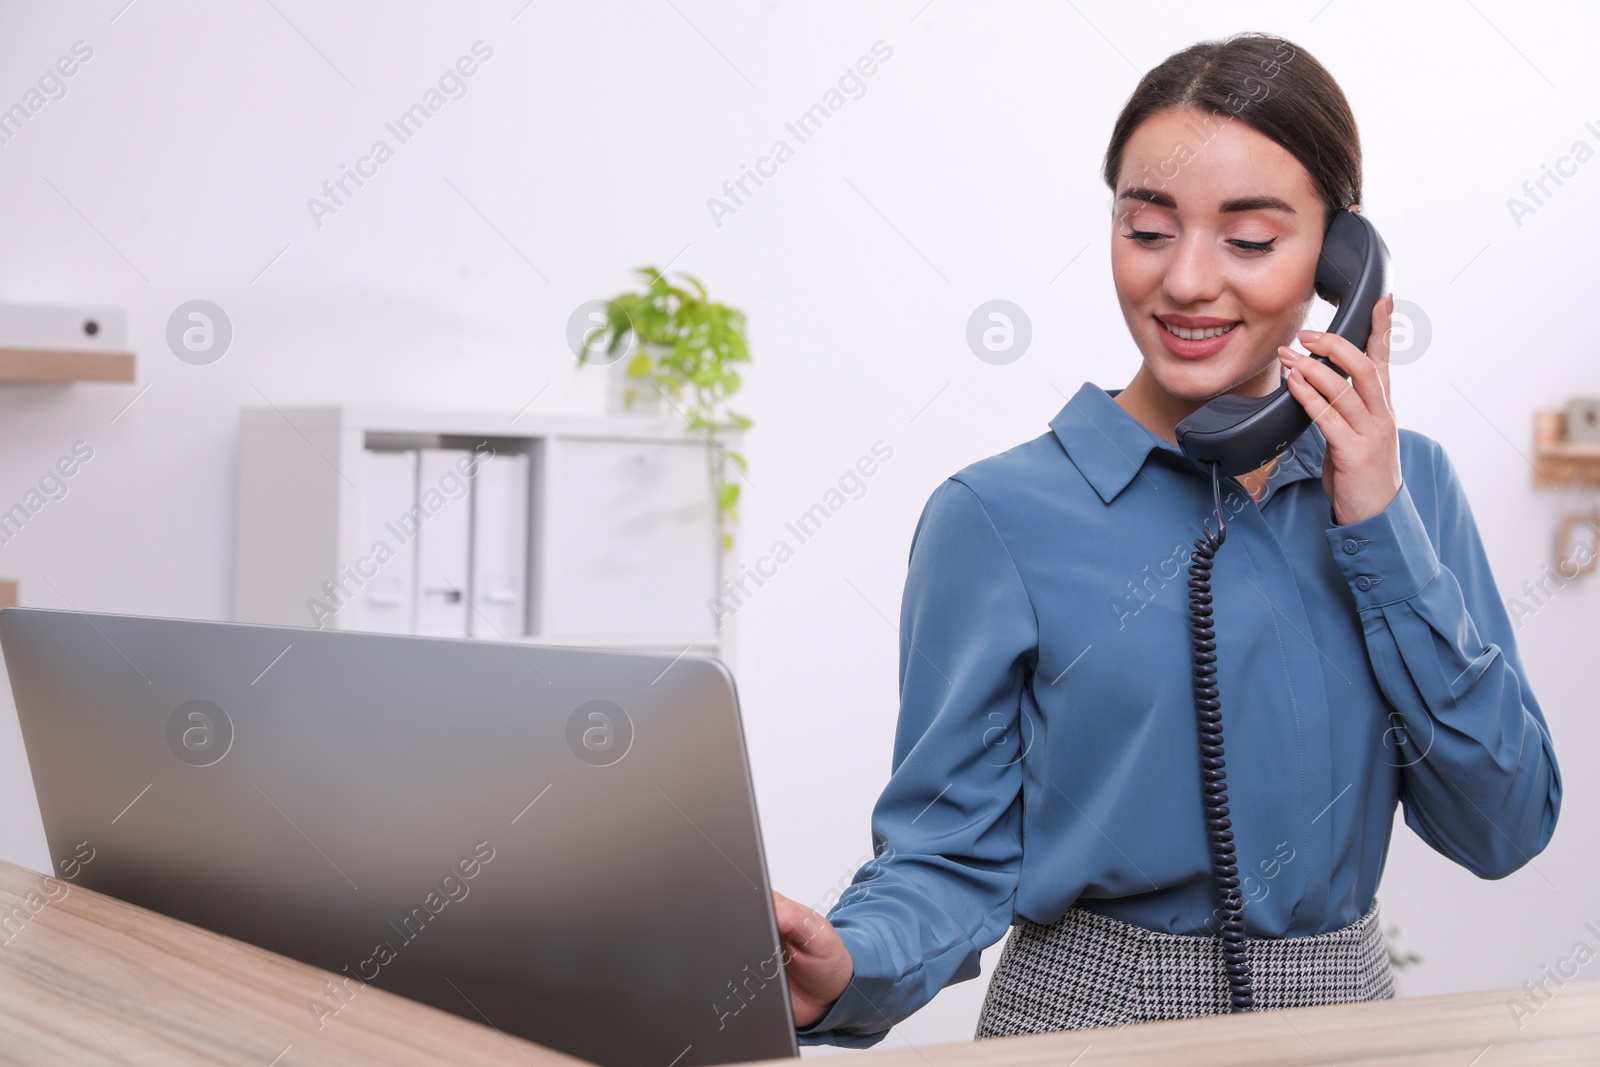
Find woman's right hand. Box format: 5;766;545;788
772;889;855;1029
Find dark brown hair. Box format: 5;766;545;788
1102;32;1361;237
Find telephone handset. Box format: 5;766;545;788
1175;206;1391;1013
1176;207;1393;477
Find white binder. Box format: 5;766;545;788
469;451;530;638
357;449;418;634
414;448;475;637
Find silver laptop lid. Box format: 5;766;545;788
0;606;798;1066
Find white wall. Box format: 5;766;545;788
0;0;1596;1052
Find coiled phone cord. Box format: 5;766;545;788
1186;461;1256;1012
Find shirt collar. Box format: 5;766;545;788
1049;381;1328;505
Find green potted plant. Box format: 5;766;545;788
579;266;752;551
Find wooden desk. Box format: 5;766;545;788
4;855;1596;1066
0;860;585;1066
741;982;1600;1066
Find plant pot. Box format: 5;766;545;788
606;343;666;416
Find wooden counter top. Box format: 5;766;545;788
4;856;1595;1065
738;977;1600;1066
0;859;585;1066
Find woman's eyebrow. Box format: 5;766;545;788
1116;187;1297;214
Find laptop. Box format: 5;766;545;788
0;606;799;1067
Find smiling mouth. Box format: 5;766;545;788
1158;319;1241;341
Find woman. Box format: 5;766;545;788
772;31;1562;1045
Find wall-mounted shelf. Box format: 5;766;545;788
1534;410;1600;488
0;304;135;384
0;347;135;383
0;580;16;610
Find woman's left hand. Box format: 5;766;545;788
1278;292;1402;526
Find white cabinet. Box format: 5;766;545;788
230;406;736;666
541;438;720;639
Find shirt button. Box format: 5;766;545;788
1341;538;1361;554
1355;575;1374;590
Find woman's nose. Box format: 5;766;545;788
1161;235;1225;306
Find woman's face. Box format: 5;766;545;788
1111;106;1329;403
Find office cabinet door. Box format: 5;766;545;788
542;438;719;638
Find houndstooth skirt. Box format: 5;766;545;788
975;897;1394;1038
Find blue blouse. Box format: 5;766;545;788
796;381;1562;1048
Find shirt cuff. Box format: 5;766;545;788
793;920;893;1046
1325;480;1441;609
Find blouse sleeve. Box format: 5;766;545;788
1321;437;1562;879
796;477;1037;1048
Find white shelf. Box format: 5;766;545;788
236;405;698;442
0;347;135;383
0;303;135;383
231;405;739;671
499;633;721;653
